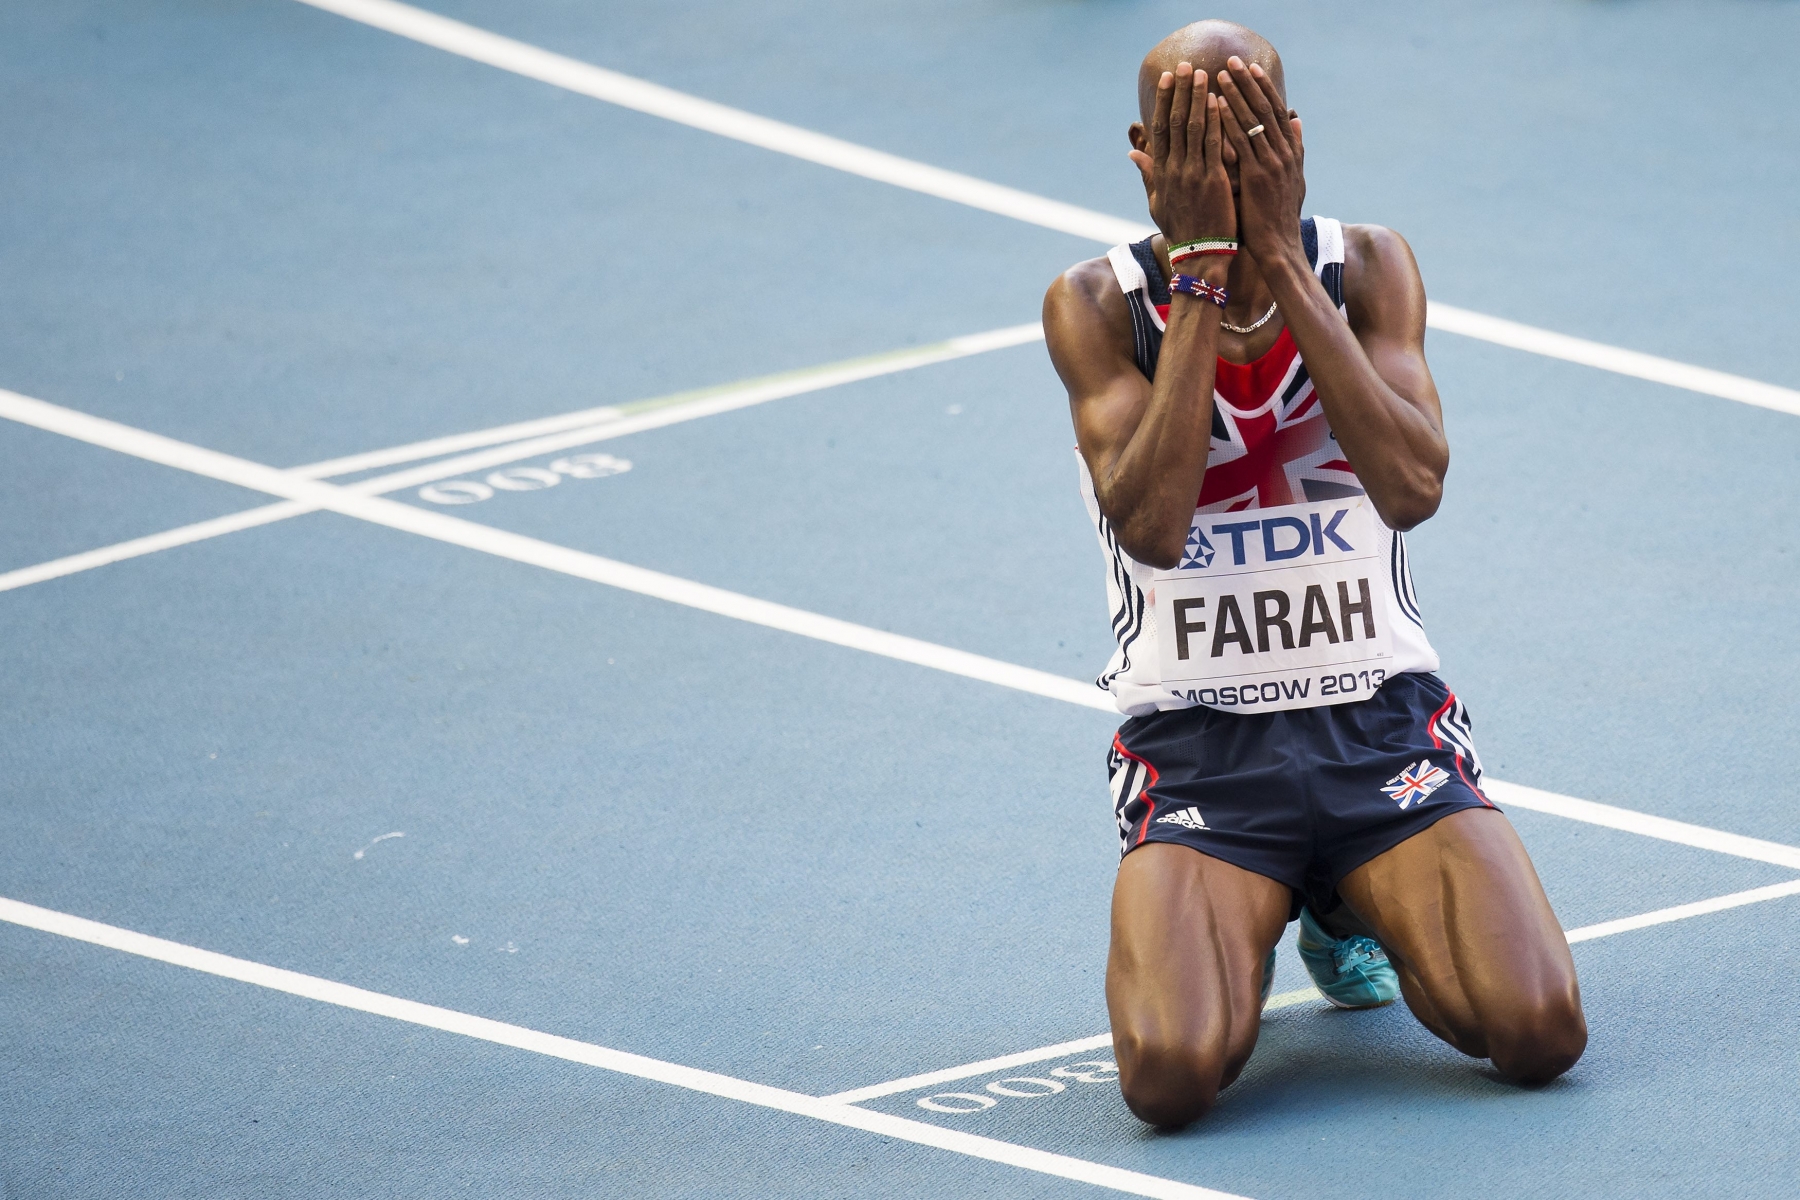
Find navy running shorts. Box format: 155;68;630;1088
1108;671;1497;915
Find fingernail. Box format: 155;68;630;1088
1250;63;1265;78
1160;71;1173;86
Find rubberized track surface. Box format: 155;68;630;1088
3;2;1798;1196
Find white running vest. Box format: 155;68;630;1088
1079;216;1440;716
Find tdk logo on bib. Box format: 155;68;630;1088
1175;508;1355;571
1179;526;1215;569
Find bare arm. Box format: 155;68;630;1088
1044;62;1237;569
1217;57;1449;531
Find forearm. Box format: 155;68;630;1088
1086;58;1239;566
1098;295;1223;566
1262;253;1447;528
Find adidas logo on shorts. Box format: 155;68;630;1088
1154;806;1208;831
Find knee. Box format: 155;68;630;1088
1485;991;1588;1085
1114;1034;1234;1128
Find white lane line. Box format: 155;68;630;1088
1485;779;1800;872
0;324;1043;596
344;324;1043;495
822;988;1321;1106
0;501;310;594
294;323;1044;481
292;0;1800;419
825;1036;1114;1106
1426;304;1800;419
829;880;1800;1104
0;896;1244;1200
290;0;1146;246
0;387;1107;712
1563;878;1800;944
10;388;1800;857
292;407;615;479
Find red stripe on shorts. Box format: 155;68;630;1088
1427;692;1492;806
1111;733;1164;844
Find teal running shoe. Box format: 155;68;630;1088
1260;947;1277;1006
1296;907;1399;1009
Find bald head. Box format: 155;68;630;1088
1137;20;1285;124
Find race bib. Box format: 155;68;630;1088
1152;497;1394;712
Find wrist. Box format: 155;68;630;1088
1255;241;1312;288
1165;234;1236;271
1167;272;1229;311
1177;259;1232;287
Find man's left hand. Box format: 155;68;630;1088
1216;57;1306;267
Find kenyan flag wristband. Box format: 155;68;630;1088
1169;237;1239;262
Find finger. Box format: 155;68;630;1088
1204;92;1225;173
1215;67;1264;158
1225;59;1283;158
1204;94;1232;228
1244;61;1292;153
1168;62;1195;166
1185;67;1210;163
1147;71;1174;165
1290;114;1306;214
1218;95;1253;163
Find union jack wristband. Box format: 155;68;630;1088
1170;273;1228;308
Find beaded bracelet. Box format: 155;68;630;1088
1169;274;1228;307
1168;237;1239;262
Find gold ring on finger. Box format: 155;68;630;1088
1246;124;1266;138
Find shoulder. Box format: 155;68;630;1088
1044;254;1127;332
1340;223;1426;338
1042;253;1143;401
1341;223;1422;292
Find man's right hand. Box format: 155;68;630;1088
1129;61;1236;248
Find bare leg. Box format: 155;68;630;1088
1106;843;1291;1126
1336;807;1587;1084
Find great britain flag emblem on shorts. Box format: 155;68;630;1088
1381;760;1451;810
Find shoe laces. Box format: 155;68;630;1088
1332;935;1387;979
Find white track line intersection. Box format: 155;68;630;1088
0;895;1244;1200
293;0;1800;419
825;988;1322;1106
0;324;1041;596
0;386;1102;710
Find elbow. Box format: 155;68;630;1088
1094;486;1188;569
1118;525;1186;571
1380;476;1443;533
